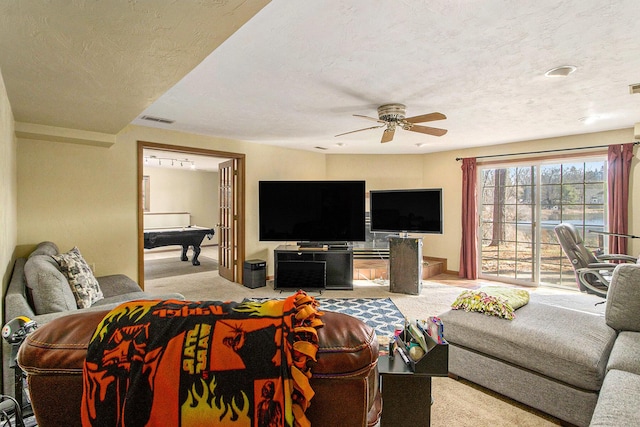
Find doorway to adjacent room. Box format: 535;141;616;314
137;141;245;288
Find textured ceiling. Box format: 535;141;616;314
133;0;640;154
0;0;269;133
2;0;640;155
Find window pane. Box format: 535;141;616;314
561;205;583;223
516;223;533;242
479;157;607;289
481;169;495;186
516;167;532;185
516;204;532;222
585;183;605;204
503;223;517;241
585;162;605;182
541;184;561;207
480;203;494;222
517;185;533;203
562;183;584;203
482;187;495;204
562;162;584;183
541;165;561;184
586;206;605;228
504;185;518;204
504;205;517;223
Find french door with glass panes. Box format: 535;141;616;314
478;158;607;290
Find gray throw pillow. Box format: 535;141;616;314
28;241;59;258
606;264;640;332
53;247;104;308
24;255;78;314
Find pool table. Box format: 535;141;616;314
143;226;215;265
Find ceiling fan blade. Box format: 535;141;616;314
335;124;386;137
381;128;395;143
354;114;386;124
403;112;446;124
408;124;448;137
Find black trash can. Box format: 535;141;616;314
243;259;266;289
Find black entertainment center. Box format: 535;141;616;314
259;180;443;292
273;245;353;290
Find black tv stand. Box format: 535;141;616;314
297;241;351;250
297;242;325;249
274;245;353;290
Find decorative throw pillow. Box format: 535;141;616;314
451;287;530;320
53;247;104;308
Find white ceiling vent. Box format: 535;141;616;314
140;115;175;124
630;83;640;95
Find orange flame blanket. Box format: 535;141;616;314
81;291;323;427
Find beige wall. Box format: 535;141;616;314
143;165;218;229
0;69;17;319
327;128;639;272
17;135;139;277
326;154;424;191
16;124;326;279
0;69;17;393
13;120;639;281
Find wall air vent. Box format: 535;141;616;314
140;115;175;124
630;83;640;95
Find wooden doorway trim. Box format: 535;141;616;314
137;140;246;289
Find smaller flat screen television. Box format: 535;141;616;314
369;188;443;234
259;180;366;243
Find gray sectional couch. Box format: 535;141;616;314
439;263;640;427
3;241;185;396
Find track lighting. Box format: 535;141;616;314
143;156;196;170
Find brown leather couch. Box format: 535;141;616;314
18;309;381;427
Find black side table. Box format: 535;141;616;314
378;355;434;426
377;331;448;426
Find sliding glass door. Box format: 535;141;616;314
478;157;607;289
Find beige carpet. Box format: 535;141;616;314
144;255;218;280
144;268;597;426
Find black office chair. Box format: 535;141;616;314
554;223;637;297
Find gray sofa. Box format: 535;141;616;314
3;241;184;396
438;263;640;427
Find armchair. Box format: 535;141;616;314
554;223;637;297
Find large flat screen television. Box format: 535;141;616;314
369;188;443;234
259;180;366;244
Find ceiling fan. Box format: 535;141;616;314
335;103;447;143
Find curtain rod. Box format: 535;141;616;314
455;141;640;161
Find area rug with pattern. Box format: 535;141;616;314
247;297;404;339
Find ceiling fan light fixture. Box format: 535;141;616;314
544;65;577;78
336;104;447;144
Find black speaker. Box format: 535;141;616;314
243;259;266;288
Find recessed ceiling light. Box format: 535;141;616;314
544;65;577;78
416;143;427;148
579;115;601;124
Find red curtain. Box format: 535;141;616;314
459;157;478;279
607;143;634;254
